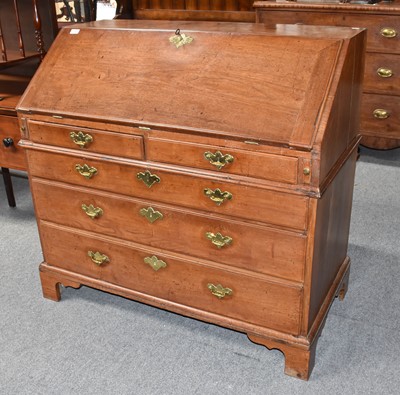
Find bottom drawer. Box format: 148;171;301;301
0;115;26;170
40;221;303;335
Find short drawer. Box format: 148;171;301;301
40;222;303;335
147;137;299;184
360;93;400;139
32;179;307;282
0;115;26;170
364;53;400;95
27;120;144;160
26;149;309;231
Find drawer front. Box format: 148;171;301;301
0;115;26;170
360;93;400;139
27;120;144;160
26;150;309;230
147;137;299;184
32;179;307;282
40;222;303;335
258;11;400;53
364;53;400;95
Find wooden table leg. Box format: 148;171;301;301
1;167;16;207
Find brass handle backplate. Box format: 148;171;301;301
207;283;233;299
377;68;393;78
204;188;232;206
75;164;98;179
144;255;167;271
137;170;161;188
88;251;109;266
373;109;390;119
380;27;397;38
140;207;163;223
70;131;93;148
204;150;234;170
206;232;232;249
82;204;103;219
169;28;193;48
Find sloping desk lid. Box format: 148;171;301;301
18;20;359;150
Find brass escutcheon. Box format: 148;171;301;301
205;232;232;249
137;170;161;188
88;251;109;266
75;164;98;179
82;204;103;219
373;109;390;120
377;68;393;78
380;27;397;38
204;188;232;206
144;255;167;271
204;150;234;170
207;283;233;299
139;207;163;223
169;28;194;48
70;131;93;148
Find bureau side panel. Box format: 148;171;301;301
306;149;357;331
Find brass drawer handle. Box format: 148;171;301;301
377;68;393;78
70;131;93;148
204;188;233;206
88;251;109;266
207;283;233;299
75;164;98;179
204;150;234;170
137;170;160;188
144;255;167;271
380;27;397;38
373;109;390;119
139;207;163;223
206;232;232;249
82;204;103;219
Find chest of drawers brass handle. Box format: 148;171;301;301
373;109;390;119
207;283;233;299
206;232;232;248
139;207;163;223
204;150;234;170
204;188;233;206
70;131;93;148
75;164;98;179
377;68;393;78
380;28;397;38
81;204;103;219
144;255;167;271
137;170;161;188
88;251;109;266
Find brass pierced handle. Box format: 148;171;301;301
373;109;390;120
377;68;393;78
137;170;161;188
88;251;109;266
75;164;98;179
206;232;232;249
204;150;234;170
144;255;167;271
139;207;163;223
204;188;233;206
82;204;103;219
207;283;233;299
70;131;93;148
380;28;397;38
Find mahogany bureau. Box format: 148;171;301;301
254;1;400;150
17;20;365;380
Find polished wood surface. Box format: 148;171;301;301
18;21;365;380
254;0;400;150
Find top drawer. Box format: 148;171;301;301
27;120;144;160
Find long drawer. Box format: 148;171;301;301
26;149;309;231
40;221;303;335
32;179;307;282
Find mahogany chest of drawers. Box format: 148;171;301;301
17;20;365;380
254;1;400;150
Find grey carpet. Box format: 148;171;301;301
1;146;399;394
